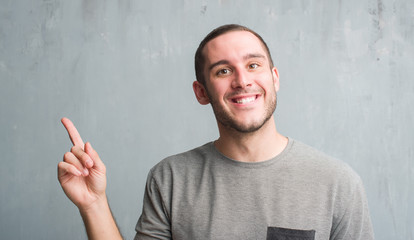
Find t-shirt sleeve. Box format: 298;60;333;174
330;175;375;240
134;170;171;240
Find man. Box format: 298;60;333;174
58;24;374;240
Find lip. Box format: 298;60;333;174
229;94;261;105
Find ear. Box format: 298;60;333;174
271;67;280;92
193;81;210;105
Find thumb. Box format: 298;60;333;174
84;142;106;173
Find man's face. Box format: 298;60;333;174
200;31;279;133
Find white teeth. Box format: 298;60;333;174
236;97;255;104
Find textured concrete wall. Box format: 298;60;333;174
1;0;413;239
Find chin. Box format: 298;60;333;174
225;119;269;133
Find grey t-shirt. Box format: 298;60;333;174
135;138;374;240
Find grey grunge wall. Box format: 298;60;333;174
1;0;413;239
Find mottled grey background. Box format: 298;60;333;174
1;0;413;239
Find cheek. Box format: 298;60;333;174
256;73;275;89
207;81;229;98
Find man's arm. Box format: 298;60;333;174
330;175;375;240
57;118;123;240
134;170;172;239
79;195;122;240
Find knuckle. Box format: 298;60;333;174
71;146;77;152
57;161;64;168
63;152;72;161
80;153;89;163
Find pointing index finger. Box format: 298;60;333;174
61;117;85;147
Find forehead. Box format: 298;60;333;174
202;31;268;65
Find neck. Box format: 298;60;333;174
214;117;288;162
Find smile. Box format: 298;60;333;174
231;95;258;104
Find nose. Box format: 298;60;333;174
231;68;251;89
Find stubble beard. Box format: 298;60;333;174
207;88;277;134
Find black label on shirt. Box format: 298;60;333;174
266;226;316;240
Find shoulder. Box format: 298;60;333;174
148;142;213;181
287;139;363;188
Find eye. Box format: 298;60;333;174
216;68;232;76
248;63;259;70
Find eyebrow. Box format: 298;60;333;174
208;53;267;72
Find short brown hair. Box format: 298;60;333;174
194;24;274;86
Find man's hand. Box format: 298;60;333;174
58;117;107;211
58;118;122;240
